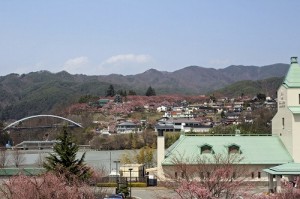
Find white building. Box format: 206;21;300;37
272;56;300;162
157;57;300;193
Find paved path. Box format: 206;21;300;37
102;187;177;199
131;187;177;199
102;185;268;199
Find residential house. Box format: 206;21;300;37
116;121;139;134
98;99;110;107
155;118;212;133
157;106;167;112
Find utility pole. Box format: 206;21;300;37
129;168;133;198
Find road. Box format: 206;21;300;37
103;187;177;199
131;187;177;199
103;185;269;199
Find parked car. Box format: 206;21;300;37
103;194;124;199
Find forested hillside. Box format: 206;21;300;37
0;71;118;119
0;63;288;120
210;77;284;98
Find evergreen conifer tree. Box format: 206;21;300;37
43;128;91;182
145;86;156;96
128;90;136;96
106;84;115;97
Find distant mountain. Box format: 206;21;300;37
97;63;288;94
0;63;289;120
0;71;115;120
210;77;284;98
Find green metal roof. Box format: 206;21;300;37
264;163;300;175
283;58;300;88
288;106;300;114
162;135;293;166
0;168;46;176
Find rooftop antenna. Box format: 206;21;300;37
235;129;241;136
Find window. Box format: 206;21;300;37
299;94;300;104
282;118;285;129
251;172;254;179
174;172;178;179
200;172;204;179
228;144;240;154
199;144;214;154
258;172;261;179
181;171;185;178
232;172;236;179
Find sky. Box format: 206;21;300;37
1;0;300;76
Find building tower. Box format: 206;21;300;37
157;129;165;168
272;57;300;162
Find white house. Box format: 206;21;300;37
116;122;139;134
157;106;167;112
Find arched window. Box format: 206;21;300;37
228;144;241;154
199;144;214;154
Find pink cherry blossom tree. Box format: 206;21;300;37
164;153;252;199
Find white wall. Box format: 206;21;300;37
272;86;294;157
287;88;300;107
293;115;300;162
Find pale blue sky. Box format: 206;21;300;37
0;0;300;76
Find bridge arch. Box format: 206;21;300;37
3;114;83;130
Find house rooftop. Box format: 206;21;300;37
0;168;46;176
167;118;200;123
264;163;300;175
117;122;136;126
162;135;293;166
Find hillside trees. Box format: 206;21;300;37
256;93;266;101
120;145;155;168
117;89;127;97
209;107;274;135
165;132;181;148
78;95;98;103
0;122;12;147
89;131;157;150
145;86;156;96
105;84;115;97
128;90;137;95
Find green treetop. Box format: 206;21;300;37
106;84;115;97
43;128;91;182
145;86;156;96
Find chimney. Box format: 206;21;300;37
157;129;165;168
291;57;298;64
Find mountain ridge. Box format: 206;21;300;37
0;63;289;120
